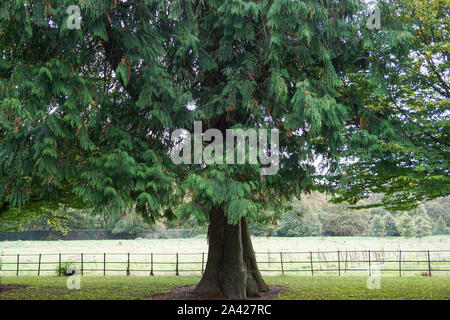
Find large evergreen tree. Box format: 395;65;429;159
0;1;413;298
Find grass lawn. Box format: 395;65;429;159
0;276;448;300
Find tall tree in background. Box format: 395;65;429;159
434;216;447;235
396;212;416;237
384;212;400;236
369;215;386;237
0;1;412;298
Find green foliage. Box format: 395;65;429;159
413;214;433;238
111;211;154;235
278;211;322;237
330;0;450;211
22;208;102;231
409;205;428;217
434;216;447;235
383;213;400;237
323;210;370;236
55;261;77;277
63;209;103;230
396;213;415;238
0;0;445;235
369;215;386;237
424;197;450;227
0;0;381;229
248;223;271;237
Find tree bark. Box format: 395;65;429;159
194;206;268;299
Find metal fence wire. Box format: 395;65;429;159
0;250;449;277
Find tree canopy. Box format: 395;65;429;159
0;0;418;226
0;0;447;298
330;0;449;210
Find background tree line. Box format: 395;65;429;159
16;192;448;238
274;193;449;238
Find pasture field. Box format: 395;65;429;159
0;276;448;300
1;236;449;277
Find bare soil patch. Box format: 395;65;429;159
151;285;285;300
0;284;28;293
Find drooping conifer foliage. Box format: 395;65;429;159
1;0;415;298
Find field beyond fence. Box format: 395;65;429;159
1;250;449;277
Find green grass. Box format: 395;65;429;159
0;276;448;300
266;276;450;300
0;276;200;300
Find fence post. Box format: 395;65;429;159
399;250;402;277
16;254;19;276
127;253;130;276
345;251;348;273
427;250;432;277
201;253;205;275
103;253;106;276
81;253;84;276
280;252;285;275
337;251;341;276
310;252;314;276
368;250;371;276
176;253;179;276
38;254;41;276
150;253;154;276
58;253;61;276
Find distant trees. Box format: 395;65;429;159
369;216;386;237
15;192;450;238
434;217;447;235
425;198;450;228
275;193;448;238
278;211;322;237
383;213;400;237
110;211;156;235
323;211;370;236
21;207;160;235
410;205;433;238
396;213;416;238
21;208;103;232
413;215;433;238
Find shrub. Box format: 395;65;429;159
55;261;77;277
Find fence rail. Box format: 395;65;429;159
1;250;449;277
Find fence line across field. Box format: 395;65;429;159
1;250;449;277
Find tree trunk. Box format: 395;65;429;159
194;206;268;299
